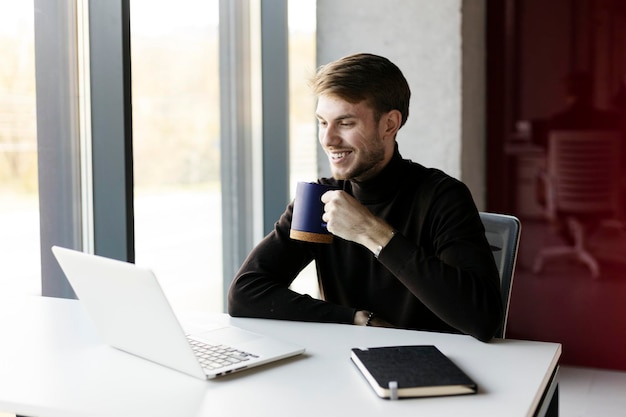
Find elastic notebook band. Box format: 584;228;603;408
389;381;398;400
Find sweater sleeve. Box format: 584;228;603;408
227;204;356;324
377;179;504;342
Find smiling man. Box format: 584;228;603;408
227;53;503;342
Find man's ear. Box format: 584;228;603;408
381;109;402;140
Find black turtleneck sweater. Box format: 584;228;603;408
227;149;503;342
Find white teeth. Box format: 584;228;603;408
331;151;348;159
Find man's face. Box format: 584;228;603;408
316;95;388;181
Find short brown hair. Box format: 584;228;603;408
310;53;411;127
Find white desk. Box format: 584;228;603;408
0;296;560;417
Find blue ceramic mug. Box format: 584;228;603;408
290;182;335;243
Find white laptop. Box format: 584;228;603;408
51;245;305;380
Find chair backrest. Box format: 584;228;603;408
480;212;521;338
547;130;622;215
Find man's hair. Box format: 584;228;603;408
310;53;411;127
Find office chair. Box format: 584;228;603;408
533;130;622;279
480;212;521;339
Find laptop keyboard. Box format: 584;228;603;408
187;337;259;371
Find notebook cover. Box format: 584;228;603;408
350;345;477;399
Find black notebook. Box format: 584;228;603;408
350;345;477;400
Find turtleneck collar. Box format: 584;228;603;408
344;144;405;204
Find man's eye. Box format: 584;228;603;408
340;122;353;127
318;120;327;127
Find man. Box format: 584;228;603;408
228;53;503;342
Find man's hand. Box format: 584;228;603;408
321;190;395;254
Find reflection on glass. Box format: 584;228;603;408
0;2;40;295
130;0;222;313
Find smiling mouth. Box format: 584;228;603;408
329;151;351;161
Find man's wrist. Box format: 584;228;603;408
369;227;395;258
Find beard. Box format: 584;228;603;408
330;137;386;181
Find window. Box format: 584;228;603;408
287;0;318;298
288;0;317;192
131;0;320;310
130;0;222;313
0;1;40;295
21;0;317;306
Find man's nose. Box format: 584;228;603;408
320;125;340;147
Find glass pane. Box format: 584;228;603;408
0;1;40;295
130;0;221;313
287;0;318;297
288;0;317;192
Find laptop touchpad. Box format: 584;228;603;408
195;327;262;345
